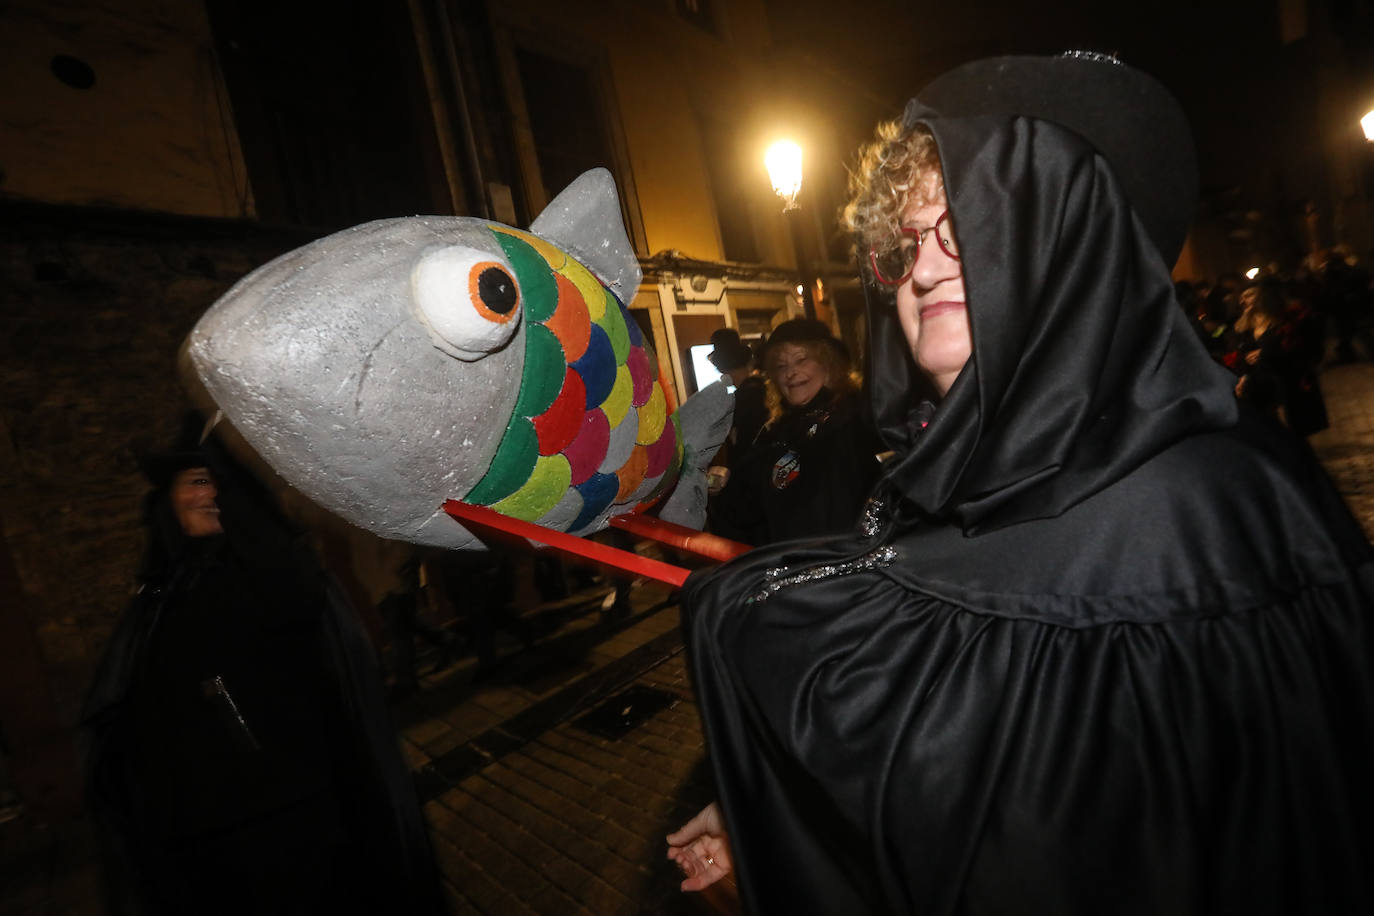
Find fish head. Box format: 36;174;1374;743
188;168;645;549
187;217;538;549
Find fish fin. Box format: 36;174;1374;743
658;381;733;530
529;169;643;302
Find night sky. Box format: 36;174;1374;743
765;0;1374;235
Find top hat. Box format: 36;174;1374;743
707;328;755;372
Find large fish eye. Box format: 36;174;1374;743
474;265;518;318
412;247;522;361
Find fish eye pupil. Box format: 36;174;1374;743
477;266;517;315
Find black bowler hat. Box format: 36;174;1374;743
906;52;1197;265
758;318;849;365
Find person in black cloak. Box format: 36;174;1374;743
667;54;1374;914
705;328;769;469
81;413;444;915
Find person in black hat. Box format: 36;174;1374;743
704;328;769;476
81;413;443;915
669;55;1374;913
706;327;755;377
706;318;882;545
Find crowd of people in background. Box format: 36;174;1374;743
699;241;1374;551
1182;246;1374;438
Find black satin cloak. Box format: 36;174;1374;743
681;111;1374;914
81;445;444;914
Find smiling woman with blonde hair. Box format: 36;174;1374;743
707;317;881;546
758;319;859;419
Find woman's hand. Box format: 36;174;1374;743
666;801;734;891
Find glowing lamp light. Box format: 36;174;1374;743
1245;267;1260;280
795;283;804;297
766;140;804;211
1362;109;1374;141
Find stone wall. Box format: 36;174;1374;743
0;204;310;731
0;0;253;218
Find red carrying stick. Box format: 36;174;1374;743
443;501;695;588
609;513;753;563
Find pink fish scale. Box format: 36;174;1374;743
644;415;677;478
627;347;653;407
564;409;610;485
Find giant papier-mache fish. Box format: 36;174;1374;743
186;169;732;549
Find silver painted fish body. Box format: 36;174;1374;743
187;169;730;549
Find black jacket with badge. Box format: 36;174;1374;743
708;386;881;546
682;57;1374;915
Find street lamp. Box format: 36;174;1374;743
765;139;815;317
765;140;803;211
1362;108;1374;141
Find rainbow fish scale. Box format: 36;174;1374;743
598;414;639;476
462;224;685;530
564;409;610;485
571;473;620;531
462;228;570;515
490;453;571;520
600;364;634;428
635;383;667;446
491;229;557;322
644;416;677;478
638;415;681;505
513;324;565;417
560;258;605;321
624;306;644;347
652;413;685;501
596;289;630;364
573;325;616;409
627;348;652;407
533;368;585;455
547;274;590;361
531;488;585;535
464;417;537;505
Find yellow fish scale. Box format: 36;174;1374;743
601;364;634;428
558;258;606;320
489;454;572;521
516;232;567;270
636;383;667;445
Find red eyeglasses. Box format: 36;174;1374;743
868;210;960;287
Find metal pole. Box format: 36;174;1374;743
786;209;817;319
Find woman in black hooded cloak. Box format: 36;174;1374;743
668;54;1374;914
81;415;444;914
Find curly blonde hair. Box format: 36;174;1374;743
842;121;942;265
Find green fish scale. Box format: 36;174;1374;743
462;231;568;506
597;286;630;364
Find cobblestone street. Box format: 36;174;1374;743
390;590;715;915
1310;364;1374;541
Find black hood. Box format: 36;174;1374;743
867;110;1238;533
